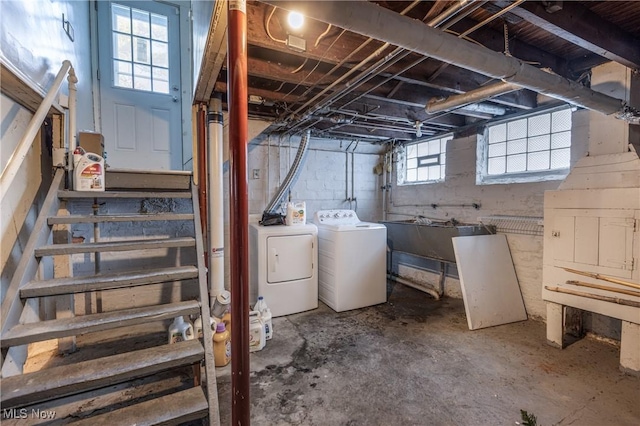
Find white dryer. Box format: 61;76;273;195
314;210;387;312
249;223;318;317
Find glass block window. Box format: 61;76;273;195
486;107;572;176
111;3;169;94
401;135;452;184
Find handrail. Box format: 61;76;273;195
0;60;76;201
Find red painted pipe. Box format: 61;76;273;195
228;1;250;424
197;104;209;269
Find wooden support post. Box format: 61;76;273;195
620;321;640;376
546;302;565;348
53;201;76;354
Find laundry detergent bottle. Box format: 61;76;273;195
168;316;194;344
213;322;231;366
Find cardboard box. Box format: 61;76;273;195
78;131;104;157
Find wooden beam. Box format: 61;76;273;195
1;62;64;115
508;2;640;70
193;1;227;101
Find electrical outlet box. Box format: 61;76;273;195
252;169;260;179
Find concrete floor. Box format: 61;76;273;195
217;282;640;426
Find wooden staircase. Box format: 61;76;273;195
0;169;220;425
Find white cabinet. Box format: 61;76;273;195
550;211;636;279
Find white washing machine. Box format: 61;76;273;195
249;223;318;317
314;210;387;312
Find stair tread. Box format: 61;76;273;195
0;340;203;409
58;190;191;199
70;386;208;426
35;237;195;257
21;266;199;298
1;300;200;348
48;213;194;225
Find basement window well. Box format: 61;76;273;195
477;105;573;185
398;135;452;185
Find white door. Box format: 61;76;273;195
267;234;314;283
97;0;182;170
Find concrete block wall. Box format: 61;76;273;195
244;137;383;221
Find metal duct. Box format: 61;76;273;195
265;1;638;122
264;130;311;214
426;81;519;114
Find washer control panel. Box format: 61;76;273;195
314;209;360;225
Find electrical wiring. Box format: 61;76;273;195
315;24;333;47
290;58;309;74
265;5;286;44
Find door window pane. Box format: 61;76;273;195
151;14;168;41
114;60;132;88
131;9;150;37
113;33;132;61
111;3;172;94
152;41;168;67
133;64;152;91
152;68;169;94
112;4;131;33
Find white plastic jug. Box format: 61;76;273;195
74;152;105;192
254;296;272;340
286;201;306;226
249;311;266;352
194;316;217;340
168;316;194;344
262;308;273;340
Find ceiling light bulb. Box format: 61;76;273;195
288;11;304;30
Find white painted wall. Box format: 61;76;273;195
1;0;94;130
191;0;214;90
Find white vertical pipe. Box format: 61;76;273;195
67;66;78;174
208;95;225;299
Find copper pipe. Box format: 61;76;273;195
197;104;209;269
228;1;250;424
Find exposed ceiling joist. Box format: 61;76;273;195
506;1;640;70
